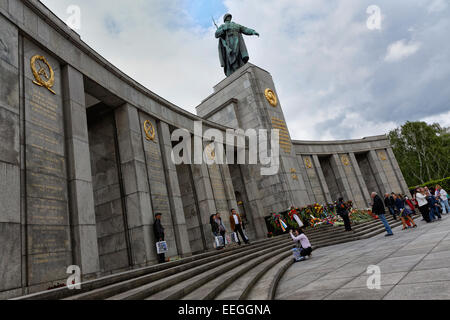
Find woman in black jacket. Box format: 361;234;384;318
210;214;222;249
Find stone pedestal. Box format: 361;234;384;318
197;63;310;223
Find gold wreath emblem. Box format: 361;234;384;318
205;143;216;160
379;151;387;161
264;88;278;107
304;157;313;169
143;120;155;141
341;155;350;166
31;55;55;94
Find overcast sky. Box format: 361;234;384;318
41;0;450;140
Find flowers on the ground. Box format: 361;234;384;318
268;201;376;233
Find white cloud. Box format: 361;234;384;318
40;0;450;140
384;40;421;62
428;0;448;13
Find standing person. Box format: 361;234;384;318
229;209;250;245
371;192;394;236
404;195;418;228
336;197;352;231
210;214;223;250
384;193;397;220
415;188;431;223
394;194;417;230
215;212;227;247
289;228;312;262
153;213;165;263
427;192;442;221
435;185;450;215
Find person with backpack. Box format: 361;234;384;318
404;195;418;228
394;194;417;230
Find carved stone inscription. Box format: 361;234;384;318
24;42;71;285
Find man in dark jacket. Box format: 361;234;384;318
337;197;352;231
372;192;393;236
384;193;397;220
153;213;165;263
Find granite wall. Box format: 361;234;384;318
87;109;129;273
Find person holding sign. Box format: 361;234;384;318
153;213;166;263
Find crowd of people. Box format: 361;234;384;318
413;185;449;222
371;184;449;237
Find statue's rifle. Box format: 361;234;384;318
212;16;232;56
212;16;219;29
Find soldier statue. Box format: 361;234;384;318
215;13;259;77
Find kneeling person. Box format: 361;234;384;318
290;228;312;262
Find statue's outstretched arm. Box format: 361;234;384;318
240;25;259;37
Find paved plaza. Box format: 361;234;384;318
277;214;450;300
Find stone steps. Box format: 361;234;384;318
108;241;291;300
179;246;291;300
15;234;288;300
14;213;413;300
215;251;292;300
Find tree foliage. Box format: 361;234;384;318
388;121;450;187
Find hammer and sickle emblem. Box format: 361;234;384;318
341;155;350;166
31;55;56;94
264;88;278;107
205;143;216;161
305;157;313;169
144;120;155;141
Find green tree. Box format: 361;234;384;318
388;121;450;187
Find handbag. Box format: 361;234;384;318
214;236;224;248
225;233;232;245
231;232;239;243
156;241;168;254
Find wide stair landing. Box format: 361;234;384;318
14;214;410;300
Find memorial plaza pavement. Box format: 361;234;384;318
276;214;450;300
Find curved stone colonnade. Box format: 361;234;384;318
0;0;408;298
293;137;410;209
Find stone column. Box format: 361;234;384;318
349;152;371;207
219;163;239;231
386;148;410;195
368;150;391;195
330;154;353;201
0;14;21;294
62;65;100;277
157;121;192;257
190;162;217;249
237;165;267;239
312;155;333;203
114;103;155;266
